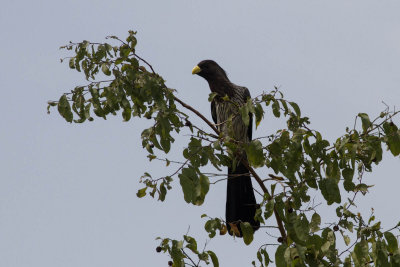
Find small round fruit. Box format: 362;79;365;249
156;246;162;253
333;225;339;231
168;261;173;266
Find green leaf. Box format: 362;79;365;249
307;235;323;254
204;218;222;238
120;44;131;58
286;212;308;245
294;214;309;242
342;168;355;191
354;183;373;195
375;240;390;267
310;212;321;233
321;241;331;254
254;103;264;129
178;167;209;205
354;240;369;265
284;247;297;264
343;256;352;267
207;251;219;267
240;222;254;245
392;254;400;267
272;100;281;118
280;130;290;147
240;104;250;127
198;252;209;262
261;249;271;266
159;182;167;201
246;140;264;167
343;180;355;192
136;187;147;198
326;160;340;181
160;136;171;154
115;57;124;65
275;244;288;267
122;107;131;121
383;122;400;156
171;240;184;266
256;251;262;266
289;102;301;117
208;92;218;102
371;221;381;231
101;63;111;76
199;174;210;204
343;235;350;246
179;167;197;204
184;235;198;253
264;199;274;220
69;57;75;69
57;94;73;122
358;113;372;133
319;178;341;205
279;99;289;115
384;232;398;254
271;183;276;196
104;43;112;51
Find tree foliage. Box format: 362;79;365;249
49;31;400;266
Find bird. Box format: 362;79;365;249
192;60;260;236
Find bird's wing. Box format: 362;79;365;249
248;110;253;140
211;100;218;124
242;87;253;140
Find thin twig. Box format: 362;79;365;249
155;158;186;165
169;158;190;177
259;226;279;229
181;249;198;267
174;96;220;135
253;187;263;197
384;223;400;233
338;237;359;257
209;177;228;185
134;53;156;74
190;125;219;139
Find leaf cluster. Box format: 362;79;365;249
49;31;400;267
156;235;219;267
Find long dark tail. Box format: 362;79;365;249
226;162;260;236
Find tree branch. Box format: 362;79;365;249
173;96;220;135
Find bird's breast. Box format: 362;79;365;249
215;101;249;143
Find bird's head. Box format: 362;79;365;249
192;60;228;82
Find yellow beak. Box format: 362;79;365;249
192;65;201;75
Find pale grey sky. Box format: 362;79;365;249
1;0;400;266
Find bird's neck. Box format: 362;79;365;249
208;78;234;98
